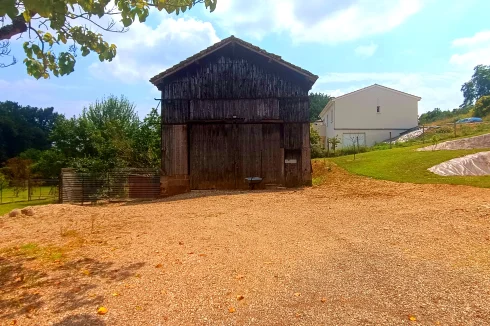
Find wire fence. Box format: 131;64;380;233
0;179;59;205
60;168;161;205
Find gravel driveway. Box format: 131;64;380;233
1;165;490;325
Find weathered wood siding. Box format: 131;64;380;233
159;44;313;192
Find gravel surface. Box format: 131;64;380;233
1;165;490;325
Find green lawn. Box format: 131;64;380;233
330;145;490;188
0;186;56;204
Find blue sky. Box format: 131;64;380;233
2;0;490;118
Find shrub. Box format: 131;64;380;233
435;126;452;134
474;95;490;118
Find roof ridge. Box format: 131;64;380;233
149;35;318;85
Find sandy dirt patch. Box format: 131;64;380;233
418;133;490;151
429;151;490;176
1;165;490;325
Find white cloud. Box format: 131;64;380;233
312;72;467;113
355;43;378;57
89;13;220;83
208;0;424;44
450;30;490;67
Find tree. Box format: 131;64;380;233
134;107;161;168
309;92;331;122
0;101;59;164
310;126;325;159
474;95;490;118
461;65;490;107
328;136;340;153
0;0;217;78
50;95;140;172
5;157;32;196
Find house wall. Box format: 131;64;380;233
321;86;419;148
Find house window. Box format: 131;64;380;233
377;106;381;113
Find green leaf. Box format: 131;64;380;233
22;10;31;22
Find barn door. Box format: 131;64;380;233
190;123;284;189
284;149;301;187
189;124;236;189
235;124;263;189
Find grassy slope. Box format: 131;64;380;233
330;145;490;188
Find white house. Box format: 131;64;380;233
319;84;421;148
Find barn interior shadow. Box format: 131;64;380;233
0;254;144;321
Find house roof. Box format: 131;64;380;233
149;35;319;86
319;84;422;118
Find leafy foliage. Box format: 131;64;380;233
0;101;59;164
309;92;331;122
45;95;160;174
0;0;217;78
310;126;326;159
418;106;472;124
133;108;161;168
474;95;490;118
461;65;490;107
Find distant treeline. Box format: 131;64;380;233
0;96;160;181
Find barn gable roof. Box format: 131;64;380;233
149;35;319;86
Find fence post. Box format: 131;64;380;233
422;125;425;143
28;179;31;201
81;174;84;206
454;122;457;137
59;173;63;203
389;132;392;149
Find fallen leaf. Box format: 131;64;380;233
188;252;194;255
10;320;17;325
112;292;120;297
235;274;245;280
97;306;108;315
135;306;142;311
199;253;207;257
155;263;163;268
294;292;301;297
81;269;90;276
134;273;141;278
264;261;272;264
236;295;244;301
178;241;184;245
409;315;417;321
228;307;236;313
321;297;327;303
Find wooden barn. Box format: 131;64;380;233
150;36;318;196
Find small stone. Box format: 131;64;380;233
21;208;34;216
9;209;20;217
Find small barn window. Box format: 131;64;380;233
377;106;381;113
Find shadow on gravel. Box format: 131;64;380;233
0;254;144;320
52;313;106;326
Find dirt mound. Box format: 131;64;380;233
428;151;490;176
418;133;490;151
